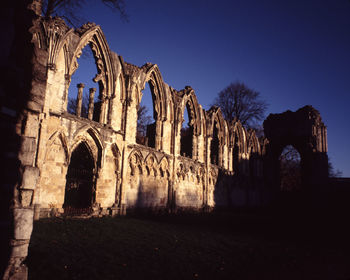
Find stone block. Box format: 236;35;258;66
11;240;29;258
13;208;34;240
9;264;28;280
20;189;33;207
18;137;36;166
23;113;39;138
21;166;39;190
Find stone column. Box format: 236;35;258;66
3;164;40;280
218;144;223;167
98;90;107;124
192;134;198;161
155;120;162;151
76;83;84;117
228;146;233;171
88;88;96;120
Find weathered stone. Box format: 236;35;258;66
10;265;28;280
19;189;33;207
18;137;36;166
11;240;30;258
1;3;330;279
13;208;34;241
21;166;39;190
263;106;329;194
33;204;41;220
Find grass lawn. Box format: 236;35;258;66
27;211;350;280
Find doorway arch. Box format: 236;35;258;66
263;106;328;204
279;145;302;192
64;142;95;213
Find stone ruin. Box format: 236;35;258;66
0;1;329;279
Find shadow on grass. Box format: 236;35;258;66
27;210;350;280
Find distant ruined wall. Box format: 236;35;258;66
1;2;329;279
263;105;329;202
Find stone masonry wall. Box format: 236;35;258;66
21;16;266;218
1;3;329;279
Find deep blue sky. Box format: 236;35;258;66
72;0;350;176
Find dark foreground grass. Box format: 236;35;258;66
27;211;350;280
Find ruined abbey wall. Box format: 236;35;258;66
0;2;330;278
2;11;329;220
28;17;266;217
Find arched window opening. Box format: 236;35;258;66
210;121;220;165
136;82;156;148
180;103;193;158
279;145;301;192
67;45;102;122
64;142;95;214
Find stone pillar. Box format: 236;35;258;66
99;91;106;124
155;120;162;151
3;165;40;280
207;137;212;164
192;134;198;160
76;83;84;117
228;146;233;171
88;88;96;120
218;144;223;167
33;203;40;221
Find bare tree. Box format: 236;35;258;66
212;81;268;129
136;105;152;145
328;158;343;178
41;0;128;27
279;147;343;189
279;145;301;191
67;96;89;117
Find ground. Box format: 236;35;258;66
26;210;350;280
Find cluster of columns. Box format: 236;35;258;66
76;83;96;120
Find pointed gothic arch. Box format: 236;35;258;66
128;149;144;176
64;141;95;213
207;107;227;166
38;130;70;208
181;87;202;135
62;23;116;123
141;64;167;120
71;126;103;170
247;130;261;177
231;121;247;174
144;152;158;176
247;130;260;155
45;130;69;165
135;64;168;150
177;87;204;159
159;156;170;178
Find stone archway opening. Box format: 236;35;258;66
210;121;220;165
263;106;329;208
279;145;302;192
67;44;103;122
64;142;95;214
274;144;304;211
180;103;193;158
136;82;156;148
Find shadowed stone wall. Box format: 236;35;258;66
1;2;329;279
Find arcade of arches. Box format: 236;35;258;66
11;16;329;219
1;4;332;279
